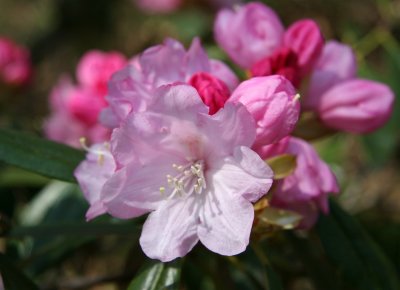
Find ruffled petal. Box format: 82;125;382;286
102;154;183;219
199;103;257;158
198;190;254;256
140;196;199;262
208;146;273;203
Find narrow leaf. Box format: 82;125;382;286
317;200;400;290
0;129;84;182
128;259;181;290
0;253;39;290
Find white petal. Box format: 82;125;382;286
140;196;199;262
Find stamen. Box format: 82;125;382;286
294;93;301;101
162;160;207;199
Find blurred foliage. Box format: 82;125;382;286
0;0;400;289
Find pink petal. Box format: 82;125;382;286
140;38;186;87
305;41;357;110
198;103;256;158
209;59;239;91
198;190;254;256
209;146;273;203
319;79;394;133
140;196;199;262
283;19;324;77
102;155;183;219
214;3;284;68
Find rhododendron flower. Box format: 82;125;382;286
75;141;116;220
77;50;127;95
304;41;394;133
45;51;127;147
228;75;300;157
214;2;284;68
101;38;239;128
76;84;273;261
0;37;31;86
214;3;323;86
44;78;110;147
270;137;339;228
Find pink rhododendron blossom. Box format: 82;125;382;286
101;38;238;128
317;79;394;133
45;50;126;147
77;50;127;95
214;2;285;68
303;41;394;133
270;137;339;228
228;75;300;155
75;142;116;220
44;79;110;147
304;41;358;110
215;3;323;86
78;84;273;261
0;37;31;86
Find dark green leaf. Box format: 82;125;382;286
265;263;284;290
128;259;182;290
316;200;400;290
0;129;84;182
0;253;39;290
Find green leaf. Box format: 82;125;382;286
0;129;84;182
316;200;400;290
0;253;39;290
265;263;284;290
128;259;182;290
266;154;297;180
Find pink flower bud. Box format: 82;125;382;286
256;136;290;160
270;137;339;229
250;47;300;87
283;19;324;78
0;37;31;86
304;41;357;110
188;72;230;114
214;2;284;68
229;75;300;149
76;50;127;95
318;79;394;133
67;87;107;126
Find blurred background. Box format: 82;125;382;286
0;0;399;289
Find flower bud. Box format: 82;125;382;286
0;37;31;86
283;19;324;77
229;75;300;149
188;72;230;114
67;87;107;126
270;137;339;229
304;41;357;110
318;79;394;133
214;2;284;68
77;50;126;95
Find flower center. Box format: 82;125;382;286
160;160;207;199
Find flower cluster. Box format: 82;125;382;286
44;50;127;147
58;2;395;261
0;37;31;87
